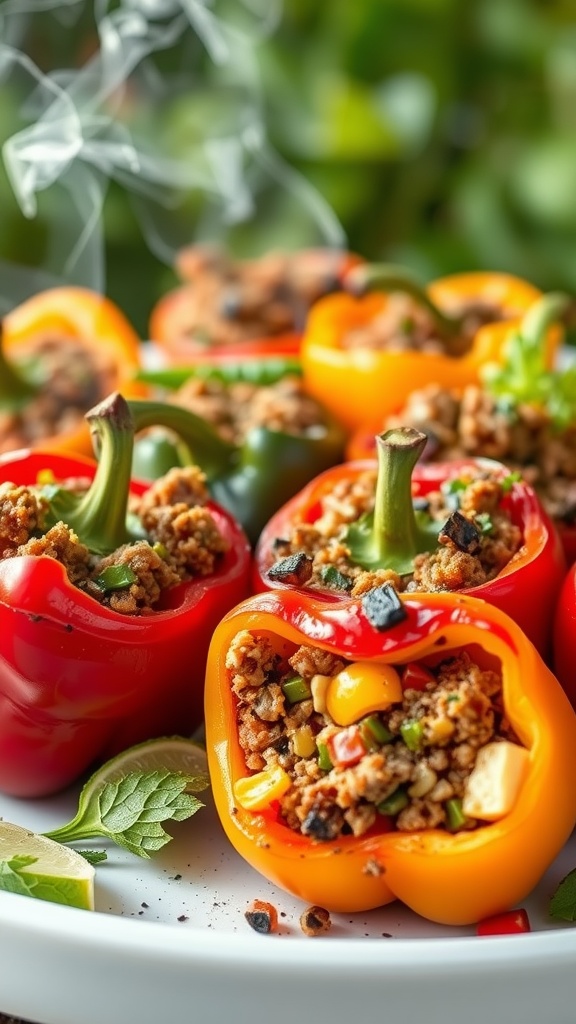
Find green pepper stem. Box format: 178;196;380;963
344;427;440;574
345;263;462;337
127;399;237;478
45;392;134;554
0;322;38;410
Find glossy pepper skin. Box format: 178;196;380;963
205;588;576;925
2;286;145;456
300;270;550;431
128;396;348;547
254;451;566;658
0;440;251;800
552;562;576;709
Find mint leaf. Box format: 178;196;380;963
43;769;206;859
78;850;108;865
550;868;576;921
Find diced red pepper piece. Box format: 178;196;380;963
402;661;435;691
476;908;531;935
327;725;367;768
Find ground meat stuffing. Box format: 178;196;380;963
384;382;576;525
268;468;522;596
0;466;228;615
228;631;522;839
339;294;512;357
0;337;118;453
166;245;350;347
169;375;329;446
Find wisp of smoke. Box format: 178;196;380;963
0;0;345;311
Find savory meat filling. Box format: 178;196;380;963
227;631;526;838
170;375;329;446
339;295;508;357
385;382;576;524
268;470;522;595
0;466;228;614
168;246;349;347
0;337;118;453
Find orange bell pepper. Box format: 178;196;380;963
300;268;554;431
2;286;144;456
205;586;576;926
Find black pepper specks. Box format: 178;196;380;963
362;583;408;632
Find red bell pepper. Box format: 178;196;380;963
254;428;566;657
552;561;576;709
0;394;251;798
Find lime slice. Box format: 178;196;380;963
0;822;95;910
80;736;210;805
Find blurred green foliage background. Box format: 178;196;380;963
1;0;576;337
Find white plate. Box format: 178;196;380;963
0;782;575;1024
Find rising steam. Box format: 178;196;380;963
0;0;345;309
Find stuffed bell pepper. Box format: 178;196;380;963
205;586;576;925
254;426;565;656
149;245;361;364
128;365;347;546
1;286;145;457
300;265;554;431
0;392;251;799
347;293;576;565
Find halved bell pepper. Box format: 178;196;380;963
0;393;251;798
204;586;576;925
127;390;347;546
1;286;145;456
254;427;566;657
300;267;554;431
149;247;361;365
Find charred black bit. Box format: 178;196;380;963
299;905;332;936
267;551;313;586
439;510;482;554
271;536;291;551
362;583;408;632
244;899;279;934
301;806;343;841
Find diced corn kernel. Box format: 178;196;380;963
326;662;403;727
233;764;292;810
408;763;438;798
310;674;332;716
462;741;529;821
292;724;317;758
425;717;455;745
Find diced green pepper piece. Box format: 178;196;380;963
400;719;424;752
320;565;353;591
94;565;138;592
445;797;469;831
281;675;312;704
359;714;394;749
377;787;409;816
316;742;333;772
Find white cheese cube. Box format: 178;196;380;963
462;741;529;821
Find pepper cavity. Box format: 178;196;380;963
227;630;529;840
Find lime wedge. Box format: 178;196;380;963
0;822;95;910
80;736;210;805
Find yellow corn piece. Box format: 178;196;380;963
462;741;530;821
233;763;292;811
292;724;317;758
326;661;403;726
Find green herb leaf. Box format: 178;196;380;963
78;850;108;865
43;768;207;859
549;868;576;921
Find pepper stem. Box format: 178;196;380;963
344;427;440;574
44;392;134;554
345;263;462;337
0;322;38;410
127;399;237;478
